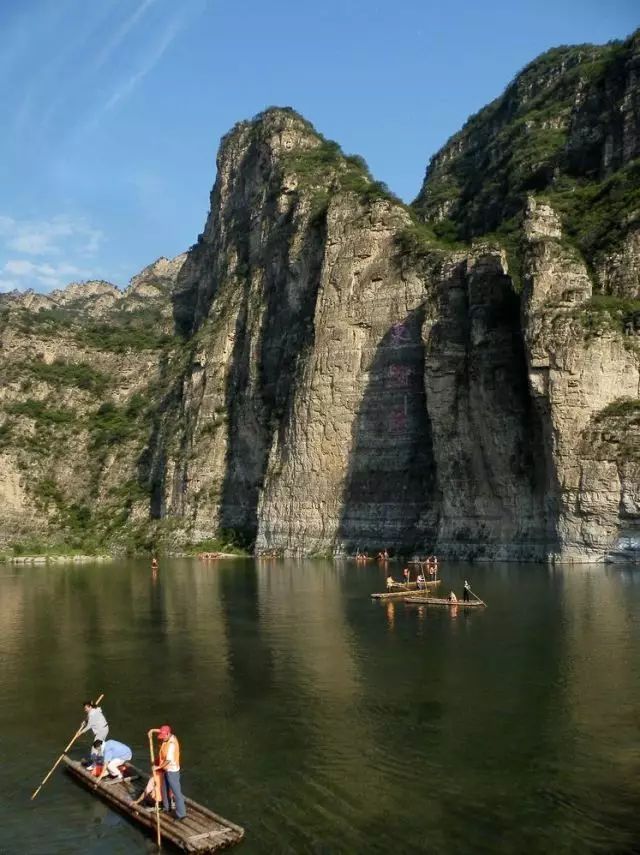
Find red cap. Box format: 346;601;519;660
158;725;172;738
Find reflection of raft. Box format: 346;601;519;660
63;757;245;852
404;596;486;609
371;580;441;600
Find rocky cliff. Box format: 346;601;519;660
1;30;639;562
0;256;186;552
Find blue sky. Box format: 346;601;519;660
0;0;637;293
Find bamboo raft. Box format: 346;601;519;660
404;596;486;609
371;580;441;600
62;757;245;852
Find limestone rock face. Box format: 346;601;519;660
256;196;435;554
521;203;640;561
147;105;639;563
423;249;546;560
597;229;640;299
151;110;438;553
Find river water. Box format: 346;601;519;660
1;558;640;854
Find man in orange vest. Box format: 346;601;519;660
149;724;186;820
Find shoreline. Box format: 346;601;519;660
5;554;113;564
1;551;247;564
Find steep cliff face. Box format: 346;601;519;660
1;31;639;562
520;199;640;560
149;98;639;561
151;110;438;553
409;28;640;561
422;248;547;559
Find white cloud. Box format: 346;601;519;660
2;259;90;290
87;15;186;128
0;213;104;292
0;214;103;257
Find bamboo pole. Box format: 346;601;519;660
31;693;104;800
467;586;486;606
148;731;162;850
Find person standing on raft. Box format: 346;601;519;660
149;725;187;821
80;700;109;759
463;580;471;602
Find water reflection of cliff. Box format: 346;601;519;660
3;560;640;853
553;566;640;848
0;560;234;754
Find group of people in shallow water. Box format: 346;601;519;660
80;700;187;821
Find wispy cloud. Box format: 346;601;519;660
8;1;205;145
83;14;187;132
93;0;157;70
10;1;119;140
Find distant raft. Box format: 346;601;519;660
371;580;442;600
404;596;486;609
62;756;245;852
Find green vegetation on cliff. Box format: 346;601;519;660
582;398;640;462
282;138;402;210
13;305;171;351
17;358;110;394
415;32;639;286
5;399;75;425
573;295;640;338
539;160;640;263
87;395;150;451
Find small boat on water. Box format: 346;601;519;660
404;596;486;609
371;580;441;600
62;756;245;852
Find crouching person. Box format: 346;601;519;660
96;739;133;783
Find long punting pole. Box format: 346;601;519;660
31;693;105;800
467;586;486;606
148;732;162;850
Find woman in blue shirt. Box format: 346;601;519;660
96;739;133;783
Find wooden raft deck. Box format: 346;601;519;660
404;596;486;608
371;580;441;600
62;757;244;852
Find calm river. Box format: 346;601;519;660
1;558;640;854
